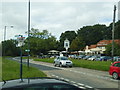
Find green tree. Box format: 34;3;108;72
105;42;120;56
2;39;20;56
58;31;77;51
24;28;57;55
77;24;108;45
70;37;85;51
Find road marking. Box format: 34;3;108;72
50;74;93;89
77;83;85;86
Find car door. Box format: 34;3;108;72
56;57;60;65
112;63;120;73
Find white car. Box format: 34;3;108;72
54;56;73;67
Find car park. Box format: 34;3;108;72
109;61;120;79
1;77;81;90
54;56;73;67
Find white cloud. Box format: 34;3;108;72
1;1;119;42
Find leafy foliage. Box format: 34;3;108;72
105;42;120;56
2;39;20;56
58;31;77;51
23;28;57;55
70;37;85;51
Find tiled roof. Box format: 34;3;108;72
87;39;120;49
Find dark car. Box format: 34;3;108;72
96;56;112;61
109;61;120;79
1;77;82;90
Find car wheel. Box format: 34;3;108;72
112;72;119;79
69;66;72;68
54;62;57;67
59;63;62;67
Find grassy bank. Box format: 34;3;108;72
2;58;47;81
34;58;111;71
34;58;54;63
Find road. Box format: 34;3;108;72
11;57;120;90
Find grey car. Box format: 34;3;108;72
54;56;73;67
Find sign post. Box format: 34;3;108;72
15;35;25;82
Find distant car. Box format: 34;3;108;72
113;56;120;62
88;56;98;61
54;56;73;67
77;55;86;59
109;61;120;79
83;55;92;60
96;56;112;61
1;77;81;90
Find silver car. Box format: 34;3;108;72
54;56;73;67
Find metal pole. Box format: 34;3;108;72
112;5;116;62
20;46;23;82
27;0;30;68
4;26;6;41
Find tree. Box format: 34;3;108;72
105;42;120;56
58;31;77;51
77;24;108;46
2;39;20;56
24;28;57;55
70;37;85;51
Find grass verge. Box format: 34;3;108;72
34;58;111;71
2;58;47;81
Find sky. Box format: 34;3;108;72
1;0;120;42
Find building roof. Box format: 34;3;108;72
86;39;120;50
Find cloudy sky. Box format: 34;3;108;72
1;0;119;42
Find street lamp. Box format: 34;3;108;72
3;26;13;56
4;26;14;41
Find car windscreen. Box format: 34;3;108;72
60;57;68;60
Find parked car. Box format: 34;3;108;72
83;55;92;60
54;56;73;67
113;56;120;62
95;56;112;61
109;61;120;79
77;55;86;59
1;77;81;90
88;56;99;61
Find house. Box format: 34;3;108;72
84;39;120;55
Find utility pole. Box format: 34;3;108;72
112;5;116;61
27;0;30;68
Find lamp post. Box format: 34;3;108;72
3;26;13;56
4;26;13;41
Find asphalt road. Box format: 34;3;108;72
11;57;120;90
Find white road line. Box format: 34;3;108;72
85;85;93;88
70;81;76;84
50;74;93;89
77;83;85;86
